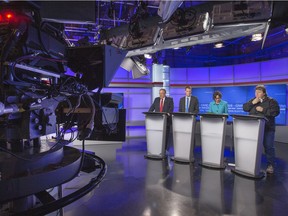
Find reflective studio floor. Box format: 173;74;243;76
49;136;288;216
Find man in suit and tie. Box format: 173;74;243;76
148;88;174;155
149;88;174;113
179;86;199;114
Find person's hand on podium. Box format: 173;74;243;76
256;106;264;112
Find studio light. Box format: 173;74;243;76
132;56;150;78
162;11;210;41
120;57;134;72
120;56;150;79
212;1;272;26
202;12;210;31
144;53;152;59
214;42;224;48
103;14;161;50
251;33;263;41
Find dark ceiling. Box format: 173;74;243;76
39;1;288;68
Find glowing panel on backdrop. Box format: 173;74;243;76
192;84;287;125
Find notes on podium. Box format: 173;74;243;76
199;113;228;169
171;112;197;163
143;112;169;159
231;114;267;179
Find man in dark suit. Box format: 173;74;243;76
148;88;174;154
179;86;199;114
149;88;174;113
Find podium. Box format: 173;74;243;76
171;112;197;163
199;114;228;169
231;114;267;178
143;112;169;159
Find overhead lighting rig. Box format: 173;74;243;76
120;55;150;79
162;9;210;41
100;1;273;58
212;1;272;25
101;14;162;50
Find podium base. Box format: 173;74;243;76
199;162;225;169
231;168;265;179
144;154;167;160
171;157;195;164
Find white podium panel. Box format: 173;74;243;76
172;113;196;163
199;114;228;168
232;115;266;178
144;112;168;159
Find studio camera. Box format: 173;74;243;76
0;1;126;215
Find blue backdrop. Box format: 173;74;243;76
192;84;287;125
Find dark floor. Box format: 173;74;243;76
51;137;288;216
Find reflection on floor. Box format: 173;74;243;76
49;138;288;216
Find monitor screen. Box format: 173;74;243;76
66;45;127;90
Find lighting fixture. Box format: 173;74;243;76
214;42;224;48
251;33;263;41
144;53;152;59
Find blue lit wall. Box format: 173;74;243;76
103;67;152;137
104;57;288;137
192;85;287;124
171;58;288;85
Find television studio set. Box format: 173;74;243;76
0;1;288;216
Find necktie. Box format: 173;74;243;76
186;97;189;113
160;98;163;112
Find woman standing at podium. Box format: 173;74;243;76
208;91;228;114
243;85;280;174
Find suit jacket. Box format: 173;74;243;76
179;96;199;113
148;97;174;113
